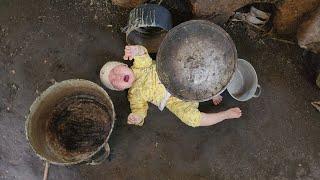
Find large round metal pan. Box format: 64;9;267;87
156;20;237;101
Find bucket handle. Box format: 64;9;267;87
253;84;261;98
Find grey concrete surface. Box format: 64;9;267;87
0;0;319;179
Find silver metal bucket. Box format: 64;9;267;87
25;79;115;166
227;59;261;101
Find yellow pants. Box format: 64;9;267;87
166;96;201;127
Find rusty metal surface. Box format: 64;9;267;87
25;79;116;165
156;20;237;101
47;94;111;162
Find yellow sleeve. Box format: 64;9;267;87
132;47;153;69
128;88;148;126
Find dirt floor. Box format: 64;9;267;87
0;0;320;179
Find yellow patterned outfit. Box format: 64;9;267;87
128;51;201;127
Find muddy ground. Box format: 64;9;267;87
0;0;320;179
